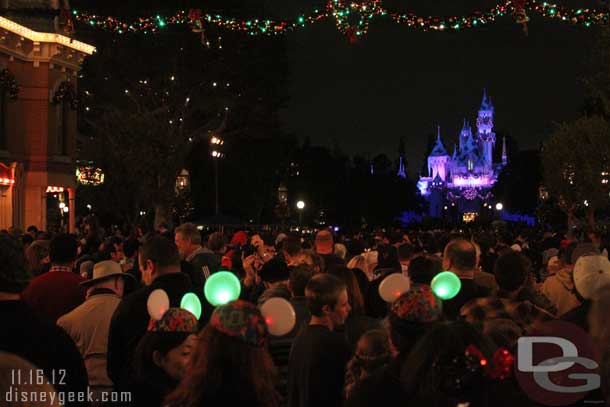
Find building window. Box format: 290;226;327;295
468;160;474;171
0;68;19;150
55;102;69;155
0;93;5;149
51;80;77;156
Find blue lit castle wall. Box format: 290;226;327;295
417;90;507;219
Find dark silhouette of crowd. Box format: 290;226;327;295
1;220;610;407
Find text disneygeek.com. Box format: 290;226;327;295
5;387;132;405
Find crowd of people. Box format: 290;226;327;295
1;220;610;406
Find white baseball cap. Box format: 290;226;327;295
573;255;610;300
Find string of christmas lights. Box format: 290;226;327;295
71;0;610;40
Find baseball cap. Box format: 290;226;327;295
573;255;610;300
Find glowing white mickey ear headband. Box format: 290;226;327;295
146;289;203;320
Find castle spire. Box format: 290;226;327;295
397;156;406;178
480;88;494;111
452;144;457;160
430;126;448;156
502;136;508;165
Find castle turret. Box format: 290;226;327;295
427;126;450;181
459;119;472;151
477;89;496;169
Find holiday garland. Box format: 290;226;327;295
0;69;19;100
52;80;78;110
69;0;610;41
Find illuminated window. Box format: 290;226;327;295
463;212;477;223
468;160;474;171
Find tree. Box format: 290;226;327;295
581;26;610;119
492;149;542;214
77;22;292;227
78;32;229;228
542;115;610;226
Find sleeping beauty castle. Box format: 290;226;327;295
417;90;507;221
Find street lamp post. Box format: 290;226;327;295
210;135;224;216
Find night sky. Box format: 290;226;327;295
82;0;602;176
271;0;600;175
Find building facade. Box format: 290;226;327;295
417;91;507;220
0;2;94;232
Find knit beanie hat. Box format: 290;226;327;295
210;300;268;346
147;308;199;333
390;283;443;323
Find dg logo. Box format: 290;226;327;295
515;320;603;406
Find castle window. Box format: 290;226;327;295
468;160;474;171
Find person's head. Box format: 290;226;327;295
314;230;334;255
305;273;350;329
134;308;199;389
123;237;140;259
139;234;181;285
282;236;302;265
259;258;289;289
398;243;415;266
21;234;33;251
345;329;392;399
207;232;226;254
26;225;38;238
494;251;532;295
0;235;30;294
443;239;477;273
174;223;202;259
375;244;401;272
327;265;365;315
99;238;124;263
166;301;279;407
49;233;78;266
401;321;497;407
81;260;133;298
387;284;443;355
24;240;50;277
288;263;315;297
408;255;442;285
298;249;325;274
347;254;368;276
334;243;347;260
79;260;94;280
